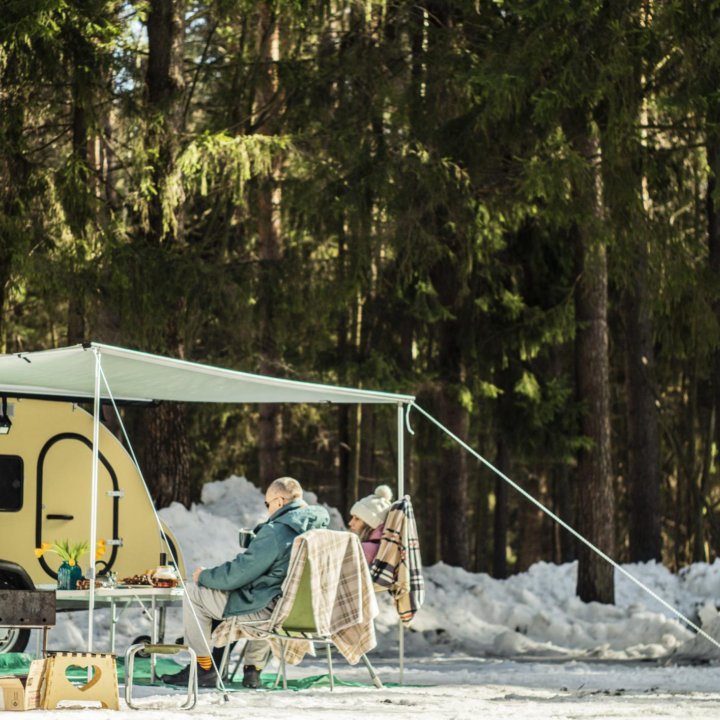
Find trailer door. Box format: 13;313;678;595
36;433;121;579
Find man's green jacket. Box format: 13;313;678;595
198;500;330;616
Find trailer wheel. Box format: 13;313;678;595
0;558;34;654
0;627;30;654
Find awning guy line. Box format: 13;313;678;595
98;364;231;702
410;401;720;653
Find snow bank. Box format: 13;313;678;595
384;561;694;660
42;476;720;662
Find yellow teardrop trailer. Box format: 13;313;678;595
0;397;184;652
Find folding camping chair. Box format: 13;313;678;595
215;529;383;690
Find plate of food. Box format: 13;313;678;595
120;573;153;586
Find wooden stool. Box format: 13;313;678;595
42;651;119;710
124;643;197;710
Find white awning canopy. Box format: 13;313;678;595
0;342;415;405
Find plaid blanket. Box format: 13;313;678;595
369;495;425;624
213;529;378;665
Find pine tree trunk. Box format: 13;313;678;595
474;469;490;573
66;43;89;345
417;0;470;569
257;402;282;489
431;236;470;569
139;0;193;507
493;438;509;578
337;228;351;516
358;405;376;487
255;2;283;488
516;473;545;572
0;56;30;349
146;0;185;244
338;403;351;515
570;120;615;604
599;26;662;561
350;297;362;506
553;464;576;563
129;403;191;508
707;136;720;556
437;384;470;568
623;271;661;560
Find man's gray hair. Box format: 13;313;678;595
269;476;303;500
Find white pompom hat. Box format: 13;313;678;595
350;485;394;529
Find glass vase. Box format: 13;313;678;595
57;560;83;590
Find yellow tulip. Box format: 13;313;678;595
34;542;53;558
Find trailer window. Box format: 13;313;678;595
0;455;23;511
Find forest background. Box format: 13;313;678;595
3;0;720;604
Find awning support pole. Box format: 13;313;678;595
397;402;405;684
87;347;101;654
397;403;405;498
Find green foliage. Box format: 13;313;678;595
5;0;720;572
178;132;292;204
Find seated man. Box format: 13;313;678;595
162;476;329;688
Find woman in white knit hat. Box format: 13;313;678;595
348;485;393;564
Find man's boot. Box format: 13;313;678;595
242;665;262;689
162;663;220;688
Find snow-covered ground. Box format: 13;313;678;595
15;476;720;717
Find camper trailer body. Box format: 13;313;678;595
0;397;183;589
